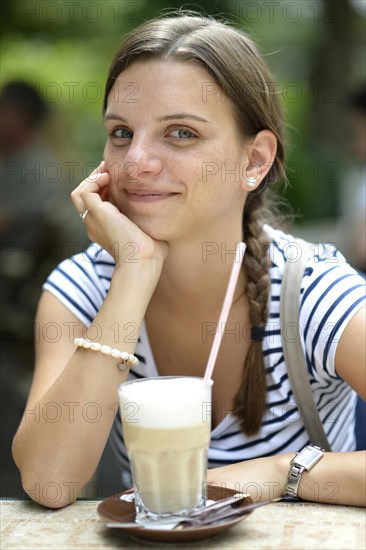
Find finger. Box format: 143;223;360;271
71;160;105;197
84;161;109;183
81;191;121;226
82;171;110;191
71;171;110;213
98;161;110;201
90;160;106;176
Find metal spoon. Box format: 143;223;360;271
106;497;280;530
174;497;282;529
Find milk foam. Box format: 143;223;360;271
118;377;212;428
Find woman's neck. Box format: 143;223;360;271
151;227;247;317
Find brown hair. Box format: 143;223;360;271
103;12;286;435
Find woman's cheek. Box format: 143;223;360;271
103;144;121;174
99;185;110;202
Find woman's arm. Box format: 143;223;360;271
207;450;365;507
12;163;167;508
334;305;365;400
208;306;366;507
12;263;158;509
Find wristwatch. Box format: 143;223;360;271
284;445;325;498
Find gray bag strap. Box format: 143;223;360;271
280;238;331;451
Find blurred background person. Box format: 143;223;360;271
0;80;88;498
1;81;58;327
1;81;87;337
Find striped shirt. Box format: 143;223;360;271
43;225;365;472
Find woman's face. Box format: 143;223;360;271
103;59;250;242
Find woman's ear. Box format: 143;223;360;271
241;130;277;191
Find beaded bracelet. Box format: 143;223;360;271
74;338;139;371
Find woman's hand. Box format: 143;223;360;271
71;161;168;269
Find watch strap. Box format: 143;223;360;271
285;464;305;498
284;445;325;498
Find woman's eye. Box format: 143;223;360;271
111;128;133;139
169;128;195;139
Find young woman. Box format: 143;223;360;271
12;12;365;508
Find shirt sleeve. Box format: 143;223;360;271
299;243;366;380
42;244;108;327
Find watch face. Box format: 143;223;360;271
295;446;324;469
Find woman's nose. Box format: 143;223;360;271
122;137;163;178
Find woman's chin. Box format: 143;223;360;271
132;218;173;242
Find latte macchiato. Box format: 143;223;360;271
118;377;212;520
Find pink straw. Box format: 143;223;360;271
203;242;246;384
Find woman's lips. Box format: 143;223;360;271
124;190;179;203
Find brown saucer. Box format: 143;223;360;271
97;485;254;543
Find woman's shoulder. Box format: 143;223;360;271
56;242;115;278
42;243;115;326
69;242;114;266
264;224;356;274
265;223;365;315
264;225;365;380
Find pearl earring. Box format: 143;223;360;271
246;177;257;188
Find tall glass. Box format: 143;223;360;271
118;376;212;525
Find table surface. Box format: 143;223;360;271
1;499;365;549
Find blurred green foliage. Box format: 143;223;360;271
1;0;365;221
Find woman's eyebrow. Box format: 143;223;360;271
158;113;210;123
104;113;210;123
104;113;127;122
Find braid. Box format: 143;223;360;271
233;192;271;435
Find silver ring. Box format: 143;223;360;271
79;209;89;222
